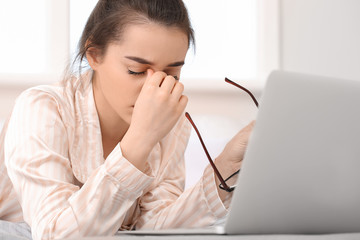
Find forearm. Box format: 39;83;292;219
32;166;145;239
10;144;153;240
120;129;155;173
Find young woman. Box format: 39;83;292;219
0;0;254;239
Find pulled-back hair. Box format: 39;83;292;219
72;0;194;74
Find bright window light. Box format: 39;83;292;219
0;1;277;87
70;0;258;86
70;0;98;60
182;0;257;81
0;0;47;74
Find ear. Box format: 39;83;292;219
86;46;102;70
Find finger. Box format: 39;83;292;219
177;95;189;114
230;120;255;142
160;75;176;94
147;68;154;78
238;121;255;142
245;120;256;131
144;70;167;87
143;69;155;87
170;81;185;101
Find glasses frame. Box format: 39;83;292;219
185;77;259;192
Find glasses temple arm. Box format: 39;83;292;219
185;112;231;191
225;78;259;108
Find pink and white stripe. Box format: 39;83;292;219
0;71;229;240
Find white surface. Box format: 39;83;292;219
66;233;360;240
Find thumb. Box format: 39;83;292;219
143;69;154;87
147;68;154;78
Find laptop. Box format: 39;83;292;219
117;70;360;235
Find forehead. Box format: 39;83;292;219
112;23;189;63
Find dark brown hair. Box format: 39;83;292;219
72;0;195;73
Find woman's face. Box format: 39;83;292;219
90;23;189;125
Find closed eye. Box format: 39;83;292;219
128;70;146;75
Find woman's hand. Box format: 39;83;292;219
215;121;255;199
217;121;255;170
121;69;188;171
130;69;188;146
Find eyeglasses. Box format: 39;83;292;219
185;77;259;192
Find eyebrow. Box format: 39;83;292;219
125;56;185;67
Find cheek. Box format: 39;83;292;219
132;78;146;102
99;68;129;105
102;70;125;95
99;63;145;108
111;74;144;105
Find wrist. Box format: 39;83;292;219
120;129;155;172
214;155;241;200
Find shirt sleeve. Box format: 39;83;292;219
135;115;230;230
4;89;154;240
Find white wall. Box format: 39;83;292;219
280;0;360;80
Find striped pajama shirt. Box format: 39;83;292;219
0;71;231;240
